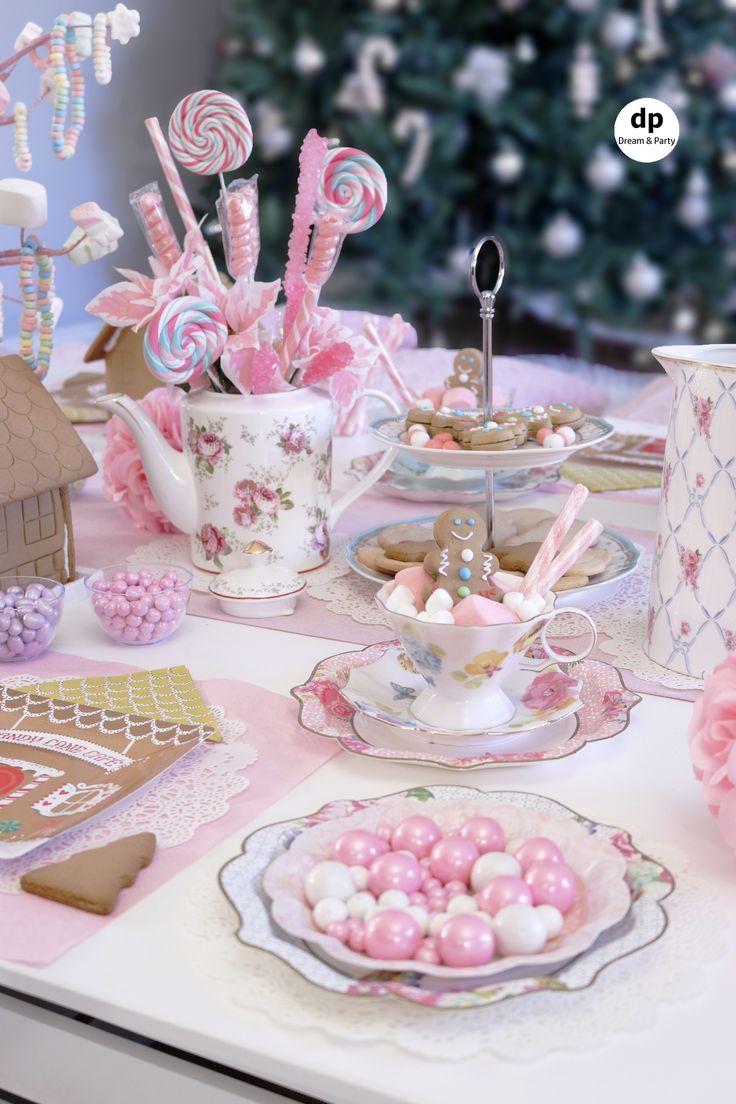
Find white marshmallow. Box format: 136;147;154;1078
385;584;415;612
425;588;453;615
15;22;43;50
428;609;455;624
515;598;541;621
416;611;431;621
502;591;525;611
557;425;577;445
0;178;47;229
396;604;419;618
408;429;430;447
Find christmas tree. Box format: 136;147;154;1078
213;0;736;351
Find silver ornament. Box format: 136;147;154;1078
622;254;663;301
585;145;626;192
489;145;524;183
541;213;583;258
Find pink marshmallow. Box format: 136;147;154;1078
422;386;445;409
442;387;477;409
394;566;435;610
453;594;520;626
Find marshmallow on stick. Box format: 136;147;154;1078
523;483;589;597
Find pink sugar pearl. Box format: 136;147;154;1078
376;824;393;843
347;918;366;953
364;909;422;961
444;879;467;898
525;862;577;913
332;829;388;868
536;427;554;444
429;836;479;885
515;837;564;872
476;875;534;916
428;890;447;911
415;939;441;965
368;852;422;897
326;920;350;942
390;815;442;859
459;816;506;854
436;913;495;968
409;892;428;908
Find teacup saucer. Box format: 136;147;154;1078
341;643;582;742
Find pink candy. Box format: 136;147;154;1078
88;565;191;645
0;578;64;663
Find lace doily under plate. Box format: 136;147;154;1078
180;841;724;1063
0;673;257;894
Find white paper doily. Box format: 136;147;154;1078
0;673;257;894
180;842;724;1064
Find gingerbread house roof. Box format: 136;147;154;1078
0;355;98;507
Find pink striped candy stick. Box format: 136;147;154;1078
523;483;589;597
282;214;346;380
535;519;604;596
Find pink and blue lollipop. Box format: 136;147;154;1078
317;146;387;234
143;296;228;385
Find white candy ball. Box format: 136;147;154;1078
349;865;369;890
542;433;565;448
428;911;452;937
536;904;564;938
379;889;410;909
494;903;548;956
556;425;576;445
475;910;494;927
425;588;453;615
347;891;376;919
471;852;522;891
447;893;478;914
304;861;356;905
312;896;349;931
405;905;429;935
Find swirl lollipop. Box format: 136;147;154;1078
169;89;253;176
144;297;228;386
317;146;387;234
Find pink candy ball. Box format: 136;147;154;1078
476;875;534;916
525;862;577;913
536;427;554;444
515;837;564;872
436;913;495;968
459;816;506;855
326;920;350;942
90;565;189;645
390;815;442;859
347;918;366;952
415;939;441;965
429;836;479;885
364;909;422;960
332;829;388;868
368;851;422;897
445;879;467;898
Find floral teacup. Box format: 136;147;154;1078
376;585;597;732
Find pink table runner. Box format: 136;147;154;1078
0;651;339;967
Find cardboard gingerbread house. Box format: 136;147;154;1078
84;323;155;400
0;354;97;583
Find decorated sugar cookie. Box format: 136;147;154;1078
424;508;499;603
444;348;483;401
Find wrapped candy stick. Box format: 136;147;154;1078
130;182;181;272
534;519;604;597
217;177;259;280
523;483;589;597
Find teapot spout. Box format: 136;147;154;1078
96;393;198;534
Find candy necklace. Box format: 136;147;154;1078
49;14;85;160
93;12;112;84
13;100;30;170
19;237;55;380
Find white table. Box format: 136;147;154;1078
2;461;735;1104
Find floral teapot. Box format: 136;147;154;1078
647;345;736;677
98;386;399;573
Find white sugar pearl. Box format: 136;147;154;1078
557;425;576;445
347;891;376;919
405;905;429;935
349;865;369;890
493;903;548;956
304;861;355;905
425;588;453;615
475;910;494;927
542;432;565;448
428;911;452;937
447;894;478;914
429;610;455;624
379;889;410;909
385;584;415;612
461;549;474;562
312;897;349;931
470;852;522;891
536;904;564;938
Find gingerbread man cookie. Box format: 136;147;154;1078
444;348;483;401
424;508;499;604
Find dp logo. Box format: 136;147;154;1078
614;97;679;163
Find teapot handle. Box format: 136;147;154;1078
332;389;401;523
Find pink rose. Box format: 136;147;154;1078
235;479;257;503
102;387;183;534
283;427;308;455
312;519;329;557
198;432;223;463
253;485;280;514
233;505;256;528
187;426;200;453
522;671;578;713
200;523;226;558
689;656;736;850
309;679;354;719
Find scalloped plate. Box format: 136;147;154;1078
347;453;561;503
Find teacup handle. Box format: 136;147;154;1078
539;606;598;665
332;389;401;522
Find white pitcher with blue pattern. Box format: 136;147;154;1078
647;345;736;677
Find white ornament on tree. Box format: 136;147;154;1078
569;42;599;118
601;11;639;50
677;168;710;229
622;254;663;301
541;213;583;258
515;35;537;63
293;37;325;76
585;145;626;192
252;101;293;160
393;109;432;185
455;47;510;107
672;306;697;333
719;80;736;111
489;144;524;184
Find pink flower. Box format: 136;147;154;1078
680;620;692;637
308;678;354;719
235;479;257;503
102;387;183;533
200;523;228;559
187;425;200;453
680;546;702;589
253;486;280;514
688;656;736;850
197;432;223;463
312;519;329;558
282;427;308;455
233;505;256;528
693;396;713;439
696;472;705;489
726;631;736;653
662;462;672;502
522;671;578;713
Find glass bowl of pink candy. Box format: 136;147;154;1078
0;577;64;662
84;563;192;645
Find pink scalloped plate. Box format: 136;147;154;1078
262;791;631;980
291;643;641;770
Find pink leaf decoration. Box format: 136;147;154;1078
85;281;157;328
283;129;329;335
224;278;281;335
328;368;362;411
221;335;257;394
302;340;354;385
251;346;281;394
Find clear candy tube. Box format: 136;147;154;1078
216;176;259;280
130;182;182;272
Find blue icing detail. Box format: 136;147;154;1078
453;518;462;526
467;518;476;526
459;566;471;580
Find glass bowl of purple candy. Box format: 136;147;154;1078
84;563;192;645
0;577;65;661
